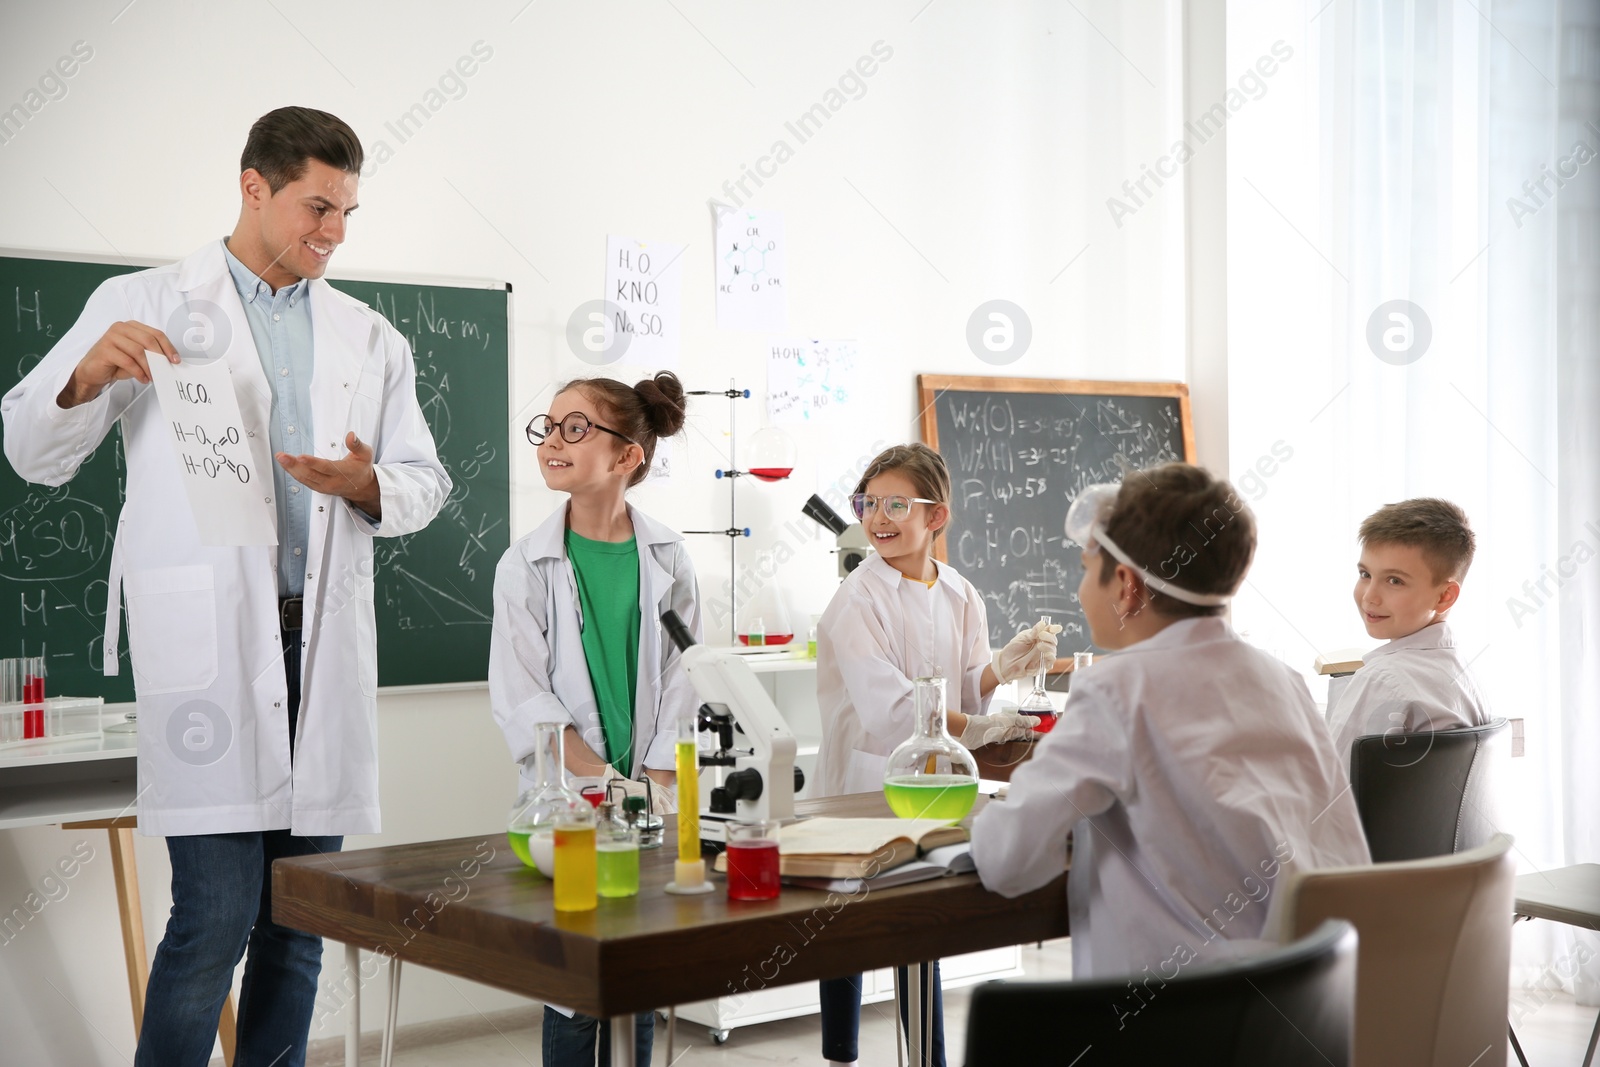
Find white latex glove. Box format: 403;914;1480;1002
959;712;1040;748
649;779;678;815
604;765;648;802
989;619;1064;683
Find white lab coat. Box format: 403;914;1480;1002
972;617;1371;980
1;241;450;837
488;503;702;779
1325;620;1491;766
814;553;993;797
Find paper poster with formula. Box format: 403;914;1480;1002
147;353;276;546
648;438;673;482
605;235;684;369
715;208;786;332
767;338;857;425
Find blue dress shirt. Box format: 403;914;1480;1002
222;239;315;597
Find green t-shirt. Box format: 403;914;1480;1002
565;530;641;770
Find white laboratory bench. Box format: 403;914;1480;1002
0;706;138;830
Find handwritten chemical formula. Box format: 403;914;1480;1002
931;387;1191;650
365;288;504;640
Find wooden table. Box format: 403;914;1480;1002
273;792;1068;1066
974;739;1037;782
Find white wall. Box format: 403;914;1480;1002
0;1;1195;1060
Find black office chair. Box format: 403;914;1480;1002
962;919;1356;1066
1350;717;1509;863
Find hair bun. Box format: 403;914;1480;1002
634;371;687;439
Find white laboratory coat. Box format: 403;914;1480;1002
488;504;702;779
1;241;450;837
972;617;1371;980
1325;620;1491;766
814;553;993;797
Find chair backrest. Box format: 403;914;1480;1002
1350;716;1508;862
962;920;1356;1067
1281;833;1515;1067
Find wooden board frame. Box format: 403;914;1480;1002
916;375;1197;666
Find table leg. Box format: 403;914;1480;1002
610;1014;637;1067
217;994;237;1064
1584;1005;1600;1067
380;956;402;1067
345;944;360;1067
906;964;924;1066
105;825;149;1039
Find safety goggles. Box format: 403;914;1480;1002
1064;482;1232;607
850;493;939;521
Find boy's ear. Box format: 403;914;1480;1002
1115;563;1149;615
1434;579;1461;615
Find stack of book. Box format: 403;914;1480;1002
714;817;975;891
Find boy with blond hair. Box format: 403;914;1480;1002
1327;497;1490;763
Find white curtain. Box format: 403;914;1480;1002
1226;0;1597;990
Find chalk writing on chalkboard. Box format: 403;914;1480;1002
361;288;502;632
919;376;1195;655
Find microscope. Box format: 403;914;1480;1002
801;494;872;578
662;610;803;843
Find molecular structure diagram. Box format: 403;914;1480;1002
723;230;780;292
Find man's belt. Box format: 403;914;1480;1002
279;596;304;632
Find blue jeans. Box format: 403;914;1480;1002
542;1009;653;1065
136;627;340;1067
819;962;945;1066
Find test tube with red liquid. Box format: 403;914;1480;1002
23;657;45;739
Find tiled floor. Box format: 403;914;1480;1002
293;938;1600;1065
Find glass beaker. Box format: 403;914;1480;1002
507;722;587;877
553;804;598;911
882;676;980;825
596;817;641;899
726;820;781;901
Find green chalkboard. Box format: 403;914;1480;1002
0;251;510;698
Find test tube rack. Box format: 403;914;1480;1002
0;696;105;749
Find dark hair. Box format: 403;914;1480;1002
1358;498;1475;582
853;443;952;538
1095;462;1256;619
240;107;364;193
566;372;687;486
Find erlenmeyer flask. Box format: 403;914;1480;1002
507;721;587;876
1018;615;1056;719
882;675;980;824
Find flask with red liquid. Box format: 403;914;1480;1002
745;427;796;484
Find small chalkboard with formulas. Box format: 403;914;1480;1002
918;374;1196;663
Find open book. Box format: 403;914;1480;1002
783;842;977;893
711;817;968;879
